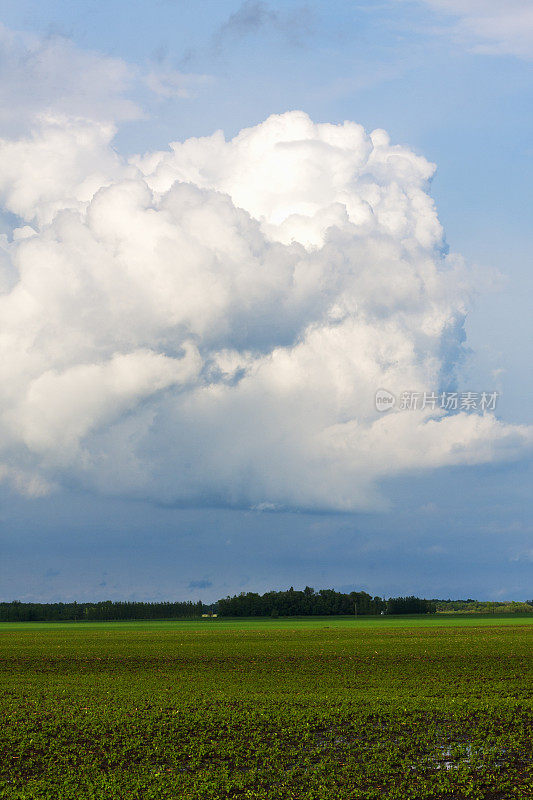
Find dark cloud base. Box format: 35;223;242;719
1;459;531;604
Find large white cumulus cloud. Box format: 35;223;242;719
0;110;530;508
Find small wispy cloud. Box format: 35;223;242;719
212;0;314;51
188;579;213;589
217;0;277;39
0;23;140;134
44;568;60;578
510;547;533;562
412;0;533;59
0;23;212;135
143;70;212;100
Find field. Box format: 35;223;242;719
1;616;532;799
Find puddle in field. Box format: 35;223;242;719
281;725;533;777
434;744;474;770
311;734;516;774
427;744;531;772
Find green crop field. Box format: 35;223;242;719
1;616;532;799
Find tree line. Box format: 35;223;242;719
0;600;207;622
216;588;436;616
434;599;533;614
2;594;530;622
0;588;437;622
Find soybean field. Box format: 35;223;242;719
1;616;532;799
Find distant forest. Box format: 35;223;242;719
216;588;434;616
0;600;206;623
2;589;433;622
1;589;531;622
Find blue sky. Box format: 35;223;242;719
0;0;531;602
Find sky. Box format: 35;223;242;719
0;0;531;603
